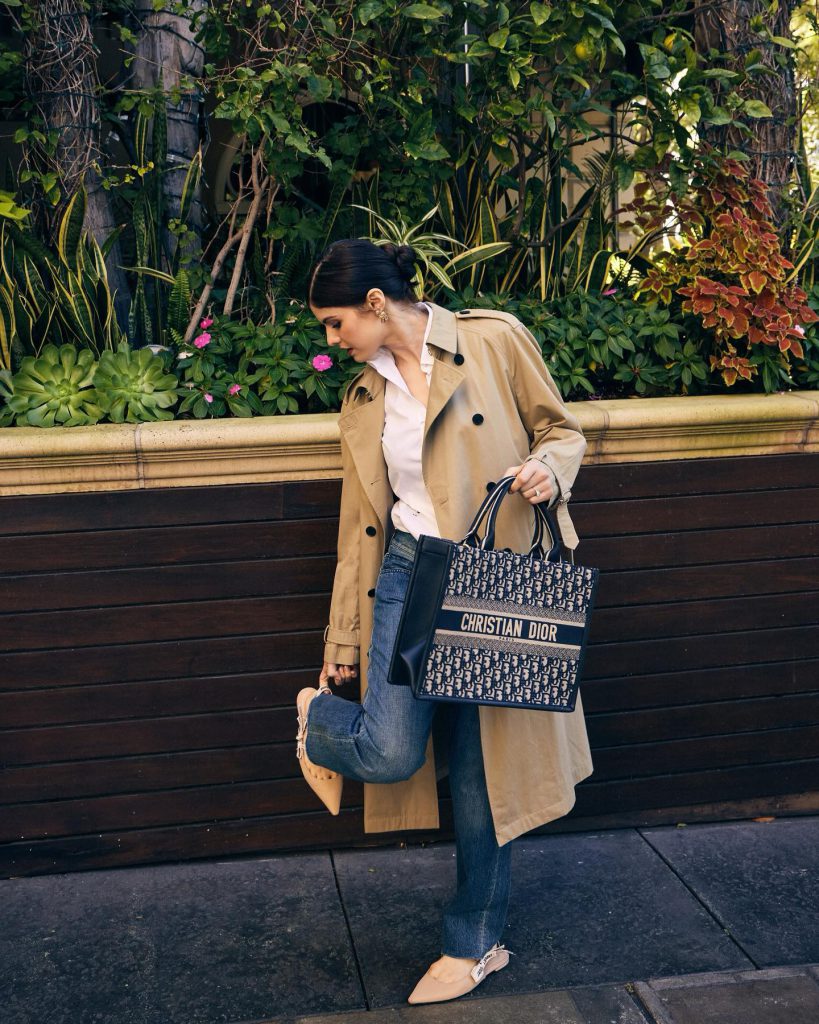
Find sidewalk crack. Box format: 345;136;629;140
330;850;371;1011
636;828;759;969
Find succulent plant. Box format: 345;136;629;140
5;344;103;426
95;342;181;422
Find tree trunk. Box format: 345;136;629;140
85;169;131;335
694;0;798;231
130;0;206;269
22;0;131;324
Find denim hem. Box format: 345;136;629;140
439;936;503;959
304;723;355;767
305;689;358;736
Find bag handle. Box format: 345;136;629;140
462;478;512;543
530;500;561;562
462;476;562;562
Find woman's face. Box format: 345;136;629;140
309;302;387;362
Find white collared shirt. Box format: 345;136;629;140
366;302;440;540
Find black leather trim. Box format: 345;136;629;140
387;535;453;689
570;566;600;704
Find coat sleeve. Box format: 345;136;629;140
325;428;362;667
503;320;587;548
323;422;362;667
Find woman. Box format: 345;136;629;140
296;239;594;1005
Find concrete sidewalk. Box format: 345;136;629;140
2;816;818;1024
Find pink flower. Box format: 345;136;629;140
312;353;333;371
228;383;242;395
199;317;214;329
602;288;617;296
193;332;211;349
794;324;805;336
204;392;213;403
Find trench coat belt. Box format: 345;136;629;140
555;500;579;551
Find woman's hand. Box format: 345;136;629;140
320;661;359;687
503;461;555;505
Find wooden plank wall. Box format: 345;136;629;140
1;453;818;877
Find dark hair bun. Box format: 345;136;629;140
309;238;420;307
381;243;417;284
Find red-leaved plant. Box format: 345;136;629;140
627;152;818;387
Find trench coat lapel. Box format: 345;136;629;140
424;360;464;438
425;303;464;436
337;372;393;533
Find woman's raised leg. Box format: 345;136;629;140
305;546;438;784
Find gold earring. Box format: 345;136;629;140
375;308;390;323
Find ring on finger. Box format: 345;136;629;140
534;488;541;497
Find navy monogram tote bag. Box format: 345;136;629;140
388;476;599;712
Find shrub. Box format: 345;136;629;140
171;306;358;418
627;152;819;391
446;288;705;399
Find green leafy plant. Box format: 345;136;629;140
172;305;358;418
0;190;29;224
785;181;819;294
0;188;125;371
189;0;741;313
446;287;709;400
434;146;625;301
354;202;510;298
123;106;203;347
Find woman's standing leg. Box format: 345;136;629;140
440;703;512;957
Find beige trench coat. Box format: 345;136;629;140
323;302;594;846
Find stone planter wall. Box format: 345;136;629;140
1;393;817;877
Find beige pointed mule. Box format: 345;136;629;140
295;685;343;815
407;943;512;1005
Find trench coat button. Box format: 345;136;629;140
472;413;484;425
453;353;464;365
460;309;471;314
365;525;377;536
367;588;376;597
486;480;496;492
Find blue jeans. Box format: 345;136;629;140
305;529;512;958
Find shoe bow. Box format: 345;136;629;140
470;943;514;982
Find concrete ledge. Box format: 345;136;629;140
633;965;819;1024
580;392;819;463
0;393;817;495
